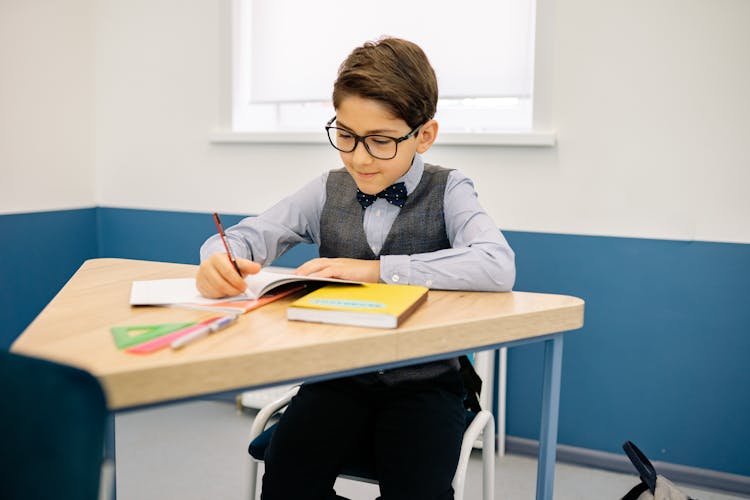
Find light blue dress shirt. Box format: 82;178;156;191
200;154;515;291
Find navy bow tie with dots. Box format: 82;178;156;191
356;182;408;209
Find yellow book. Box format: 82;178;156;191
286;283;428;328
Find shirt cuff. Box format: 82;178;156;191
379;255;411;285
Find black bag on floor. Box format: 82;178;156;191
622;441;697;500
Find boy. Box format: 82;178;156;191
198;37;514;500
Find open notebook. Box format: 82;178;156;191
130;269;362;306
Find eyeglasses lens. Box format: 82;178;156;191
326;128;397;160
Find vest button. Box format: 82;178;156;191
391;274;400;283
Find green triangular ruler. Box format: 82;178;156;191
110;322;196;349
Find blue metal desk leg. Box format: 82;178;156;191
106;412;117;500
536;334;564;500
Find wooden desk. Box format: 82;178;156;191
12;258;584;500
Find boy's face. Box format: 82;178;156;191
334;96;435;195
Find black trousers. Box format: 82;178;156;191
261;371;466;500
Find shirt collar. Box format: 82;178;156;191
397;154;424;195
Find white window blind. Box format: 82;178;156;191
232;0;537;133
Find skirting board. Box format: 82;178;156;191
506;436;750;497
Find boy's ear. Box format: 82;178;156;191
415;119;438;154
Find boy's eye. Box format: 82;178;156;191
370;137;392;145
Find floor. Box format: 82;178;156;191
114;400;747;500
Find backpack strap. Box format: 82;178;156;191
458;355;483;413
623;441;657;494
621;481;650;500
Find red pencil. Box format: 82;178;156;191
212;212;242;276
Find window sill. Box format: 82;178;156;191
209;130;557;147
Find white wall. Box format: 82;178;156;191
94;0;335;216
5;0;750;244
0;0;96;214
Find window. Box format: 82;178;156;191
226;0;551;143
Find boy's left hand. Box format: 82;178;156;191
294;258;380;283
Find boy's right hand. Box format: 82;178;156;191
196;253;261;299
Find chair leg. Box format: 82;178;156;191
482;415;495;500
453;410;495;500
98;458;115;500
454;470;465;500
452;434;472;500
248;460;259;500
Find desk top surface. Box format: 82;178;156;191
12;258;584;410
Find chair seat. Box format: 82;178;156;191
248;410;479;483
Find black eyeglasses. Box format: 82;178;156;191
325;116;423;160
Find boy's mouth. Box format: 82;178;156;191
354;171;378;179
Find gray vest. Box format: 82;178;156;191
319;164;460;385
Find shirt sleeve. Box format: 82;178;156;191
200;173;327;266
379;170;516;291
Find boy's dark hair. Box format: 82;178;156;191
332;37;438;129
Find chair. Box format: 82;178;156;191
247;351;496;500
0;350;111;500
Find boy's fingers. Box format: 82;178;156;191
211;266;241;295
305;266;335;278
197;253;249;298
237;258;261;276
197;264;234;298
295;258;378;282
294;258;328;276
215;258;247;292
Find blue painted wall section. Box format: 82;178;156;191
2;207;748;477
97;207;240;265
505;231;750;476
0;208;98;348
96;207;318;268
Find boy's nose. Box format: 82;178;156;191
351;140;373;166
